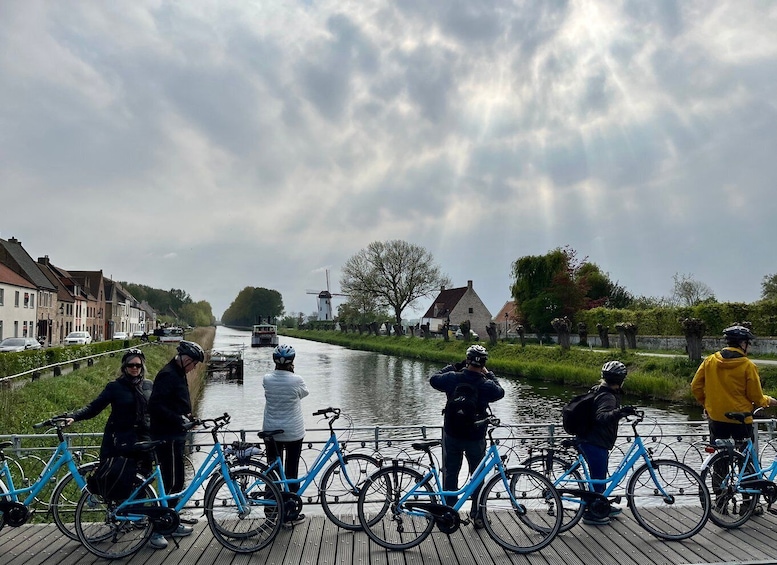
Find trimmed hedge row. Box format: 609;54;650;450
0;340;136;379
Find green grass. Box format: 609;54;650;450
280;329;777;405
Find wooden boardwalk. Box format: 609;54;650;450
3;511;777;565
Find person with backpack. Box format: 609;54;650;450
574;360;636;525
429;344;504;529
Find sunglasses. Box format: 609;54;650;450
126;363;143;369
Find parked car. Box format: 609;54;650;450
112;331;129;341
64;331;92;345
455;328;480;340
0;337;43;353
131;331;145;338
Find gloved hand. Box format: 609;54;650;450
484;370;497;381
619;405;637;418
453;360;467;371
181;415;196;430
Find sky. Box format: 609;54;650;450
1;1;776;321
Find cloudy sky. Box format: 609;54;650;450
2;1;776;321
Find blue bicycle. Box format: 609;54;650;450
0;416;97;540
523;410;711;540
259;407;381;530
74;413;283;559
700;408;777;528
356;415;563;554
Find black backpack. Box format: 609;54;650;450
87;456;138;501
562;390;601;436
443;380;481;438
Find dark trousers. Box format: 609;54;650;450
265;439;303;493
579;442;609;495
709;420;754;496
441;432;486;517
156;437;187;507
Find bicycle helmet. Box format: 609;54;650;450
466;344;489;367
723;325;755;345
121;348;145;365
177;340;205;363
273;344;296;365
601;360;628;385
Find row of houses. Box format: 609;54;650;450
0;236;158;345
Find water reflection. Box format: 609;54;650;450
197;326;702;433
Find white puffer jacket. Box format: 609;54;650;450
262;369;309;441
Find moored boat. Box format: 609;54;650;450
251;324;279;347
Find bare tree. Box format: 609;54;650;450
340;240;451;326
671;273;716;307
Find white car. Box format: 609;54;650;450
0;337;42;353
131;331;145;338
112;332;129;341
64;331;92;345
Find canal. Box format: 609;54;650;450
197;326;703;431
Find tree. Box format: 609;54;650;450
762;273;777;302
670;273;716;307
336;296;388;327
221;287;284;327
576;263;634;309
340;240;451;326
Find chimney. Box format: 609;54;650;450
9;237;19;244
467;280;473;289
38;255;50;266
440;285;446;291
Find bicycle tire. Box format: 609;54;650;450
521;454;586;532
74;483;156;559
201;456;275;509
50;461;99;540
481;467;562;553
627;459;710;540
700;450;760;529
357;464;435;551
320;453;381;530
205;468;283;553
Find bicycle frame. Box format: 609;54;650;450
0;431;86;506
265;431;349;494
701;437;777;494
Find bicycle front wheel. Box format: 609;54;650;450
627;459;710;540
522;454;586;532
74;483;156;560
50;461;99;541
700;450;760;529
205;468;283;553
481;467;562;554
320;453;381;530
357;464;435;551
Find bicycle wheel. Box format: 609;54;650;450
320;453;381;530
205;468;283;553
357;464;435;551
50;461;99;540
522;454;586;532
74;483;156;559
627;459;710;540
481;467;562;553
700;450;759;529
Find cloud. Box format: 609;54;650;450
1;0;776;319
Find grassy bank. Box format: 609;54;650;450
279;329;777;404
0;327;215;436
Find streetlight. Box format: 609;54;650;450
504;312;509;340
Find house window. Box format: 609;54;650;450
15;291;20;307
0;288;3;306
30;294;34;309
0;320;3;340
23;321;28;337
468;307;473;314
24;292;30;308
14;321;19;337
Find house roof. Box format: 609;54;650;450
0;262;36;289
0;237;56;291
421;286;469;318
493;300;517;322
36;257;74;303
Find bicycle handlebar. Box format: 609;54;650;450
312;407;341;418
33;416;70;429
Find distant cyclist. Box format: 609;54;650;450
691;325;777;444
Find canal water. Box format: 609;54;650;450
197;326;703;432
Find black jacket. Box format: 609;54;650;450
70;376;152;458
429;365;505;440
149;359;192;439
577;384;623;450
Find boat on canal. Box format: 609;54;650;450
251;323;279;347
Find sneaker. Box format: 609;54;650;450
179;511;199;525
608;505;623;517
284;514;306;527
472;517;486;530
582;514;610;526
149;534;168;549
171;524;193;537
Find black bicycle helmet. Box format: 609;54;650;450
601;360;628;385
723;325;755;345
121;348;145;365
177;340;205;363
273;344;296;365
466;344;489;367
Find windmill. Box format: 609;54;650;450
306;270;347;321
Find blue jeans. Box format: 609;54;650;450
579;442;609;495
442;432;486;516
